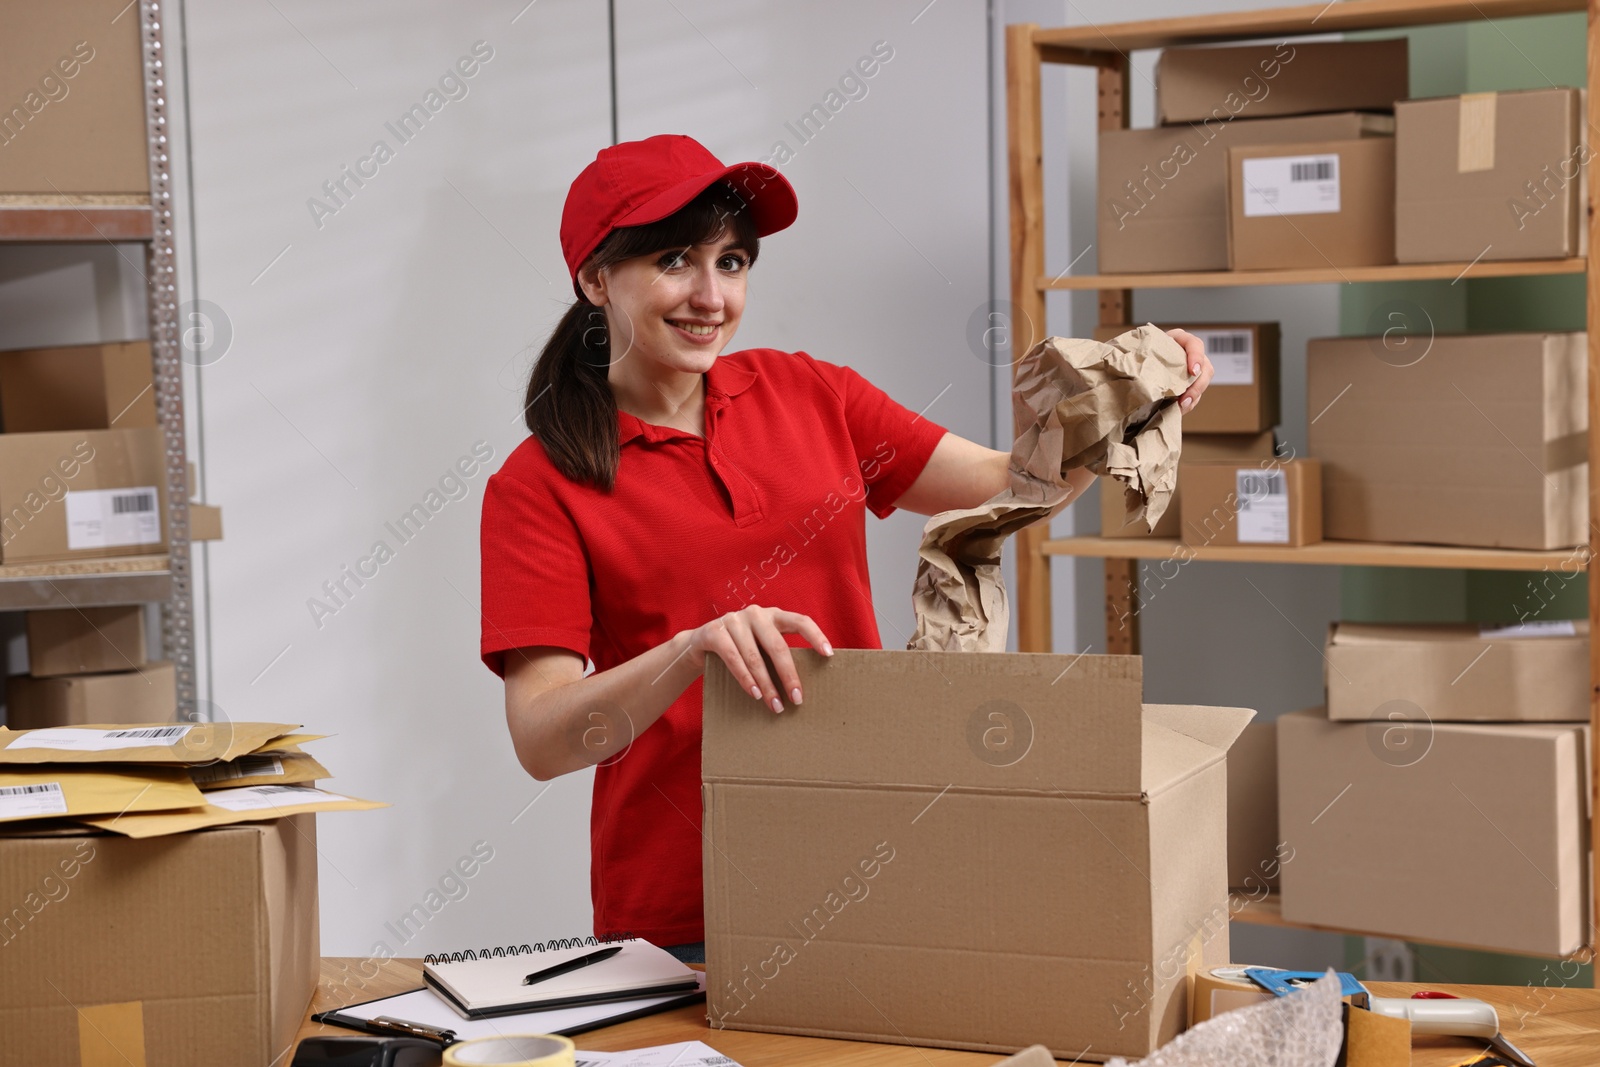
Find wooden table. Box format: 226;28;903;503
299;958;1600;1065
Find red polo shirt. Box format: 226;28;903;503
480;348;947;946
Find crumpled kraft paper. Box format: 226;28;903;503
909;324;1191;653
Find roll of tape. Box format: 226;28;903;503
442;1034;576;1067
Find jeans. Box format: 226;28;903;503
662;940;705;965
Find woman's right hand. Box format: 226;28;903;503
680;606;833;714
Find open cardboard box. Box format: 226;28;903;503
702;649;1254;1061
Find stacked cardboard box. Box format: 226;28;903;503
1325;619;1588;723
0;4;150;196
1226;137;1396;269
1099;113;1393;274
1278;614;1590;956
7;606;175;729
1277;706;1588;957
1155;39;1409;126
0;721;383;1066
1306;331;1586;550
1180;458;1323;547
0;343;224;728
1396;88;1586;263
0;341;168;565
1095;322;1282;540
1100;39;1407;274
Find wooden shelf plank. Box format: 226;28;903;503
1038;258;1586;292
0;553;171;610
1232;891;1588;960
1033;0;1584;53
1041;536;1578;571
0;196;155;243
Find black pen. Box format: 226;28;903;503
523;945;624;985
312;1010;456;1046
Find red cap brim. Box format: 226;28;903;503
571;163;797;297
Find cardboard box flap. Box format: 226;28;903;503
1141;704;1256;796
704;649;1149;794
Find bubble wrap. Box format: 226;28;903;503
1103;970;1345;1067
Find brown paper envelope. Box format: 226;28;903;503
190;749;330;790
78;783;387;838
0;764;205;822
0;722;300;765
250;732;329;753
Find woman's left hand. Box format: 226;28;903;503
1166;327;1214;414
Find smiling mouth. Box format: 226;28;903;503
668;320;719;336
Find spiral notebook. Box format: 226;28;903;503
423;937;700;1020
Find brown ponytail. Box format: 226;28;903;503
525;181;762;490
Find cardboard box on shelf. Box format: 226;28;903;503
1325;620;1589;723
6;661;175;729
0;815;319;1067
0;4;151;196
1306;332;1587;550
1227;719;1280;891
1100;430;1277;538
1226;138;1396;270
1156;38;1409;126
0;426;167;564
1093;323;1280;434
702;649;1254;1061
1099;112;1393;274
1277;707;1589;957
25;604;147;677
0;341;157;433
1180;459;1322;547
191;502;223;542
1396;88;1586;263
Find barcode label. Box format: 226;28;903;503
106;725;188;739
1290;160;1333;182
0;780;68;818
1189;328;1254;386
65;486;162;551
206;784;348;812
1236;468;1290;543
192;754;284;784
1242;154;1341;217
1238;472;1285;497
7;724;195;752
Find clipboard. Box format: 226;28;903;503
312;971;706;1044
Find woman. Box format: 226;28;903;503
480;134;1213;965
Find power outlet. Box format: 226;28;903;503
1362;937;1415;983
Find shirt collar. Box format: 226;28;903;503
616;356;757;445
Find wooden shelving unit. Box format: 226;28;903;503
0;5;196;709
1006;0;1596;966
1040;257;1586;291
0;195;156;243
1042;536;1577;572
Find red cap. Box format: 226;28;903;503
560;134;798;297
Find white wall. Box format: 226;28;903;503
173;0;995;958
178;0;613;958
